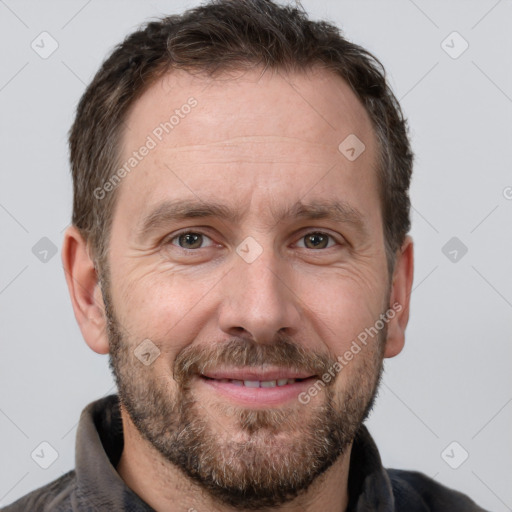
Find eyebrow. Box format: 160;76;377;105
135;197;368;242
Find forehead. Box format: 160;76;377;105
123;65;375;150
114;66;379;229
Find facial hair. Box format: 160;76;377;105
101;277;386;510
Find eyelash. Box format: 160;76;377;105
165;229;341;251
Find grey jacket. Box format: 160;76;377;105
2;394;490;511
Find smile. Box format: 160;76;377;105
198;369;318;406
202;377;304;387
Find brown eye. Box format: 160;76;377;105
299;232;335;249
170;232;212;249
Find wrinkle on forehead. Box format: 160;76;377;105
154;135;334;152
149;135;343;166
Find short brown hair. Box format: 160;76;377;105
69;0;413;280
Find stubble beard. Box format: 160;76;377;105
101;276;386;509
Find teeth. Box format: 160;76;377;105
217;378;298;387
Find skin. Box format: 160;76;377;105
62;65;414;512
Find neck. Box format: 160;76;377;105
117;406;352;512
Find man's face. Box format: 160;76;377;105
102;67;392;508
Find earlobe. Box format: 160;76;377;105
61;225;110;355
384;235;414;359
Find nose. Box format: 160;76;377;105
217;244;302;343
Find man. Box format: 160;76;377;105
3;0;489;510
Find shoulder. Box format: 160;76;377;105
386;468;489;512
1;470;77;512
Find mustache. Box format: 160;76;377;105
173;335;338;387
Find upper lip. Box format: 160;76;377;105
201;368;316;381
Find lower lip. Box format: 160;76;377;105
199;376;316;406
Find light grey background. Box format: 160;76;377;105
1;0;511;510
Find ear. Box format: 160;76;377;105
61;225;109;354
383;235;414;359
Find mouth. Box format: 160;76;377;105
201;376;311;387
198;368;318;406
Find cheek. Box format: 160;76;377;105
295;267;387;354
113;264;223;351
